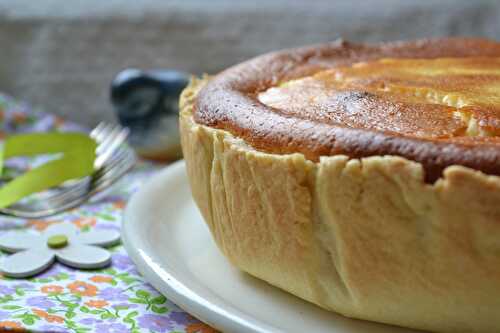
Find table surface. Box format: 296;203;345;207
0;93;217;333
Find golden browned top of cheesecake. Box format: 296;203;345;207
194;38;500;182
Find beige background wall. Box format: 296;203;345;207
1;0;499;126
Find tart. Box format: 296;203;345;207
179;38;500;333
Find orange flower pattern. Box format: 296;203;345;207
84;300;109;308
113;200;126;209
72;217;96;229
67;281;98;296
27;219;58;231
0;94;216;333
0;321;24;331
89;275;113;283
32;309;64;323
41;285;64;294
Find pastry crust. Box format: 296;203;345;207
180;77;500;333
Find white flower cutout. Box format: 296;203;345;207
0;222;120;278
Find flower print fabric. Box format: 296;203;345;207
0;94;218;332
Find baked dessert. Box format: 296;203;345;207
179;38;500;333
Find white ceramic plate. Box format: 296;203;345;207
122;160;421;333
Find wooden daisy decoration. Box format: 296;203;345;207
0;222;120;278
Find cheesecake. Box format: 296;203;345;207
179;38;500;333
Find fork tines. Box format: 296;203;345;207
0;122;135;218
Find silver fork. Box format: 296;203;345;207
0;123;136;219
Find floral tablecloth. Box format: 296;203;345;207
0;94;217;333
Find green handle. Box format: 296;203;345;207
0;132;96;208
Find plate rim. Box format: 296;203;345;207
122;160;283;333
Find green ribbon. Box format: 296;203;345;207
0;132;96;208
